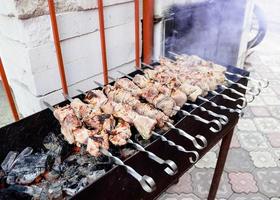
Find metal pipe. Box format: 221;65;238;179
47;0;68;95
134;0;140;68
0;58;19;121
142;0;154;64
97;0;109;85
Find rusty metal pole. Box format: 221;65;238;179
48;0;69;95
142;0;154;64
0;57;19;121
98;0;109;85
134;0;140;68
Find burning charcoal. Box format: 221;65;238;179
0;185;32;200
43;132;72;158
1;151;18;173
6;153;48;185
86;170;106;184
48;182;63;199
44;170;60;182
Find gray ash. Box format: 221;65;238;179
0;133;110;199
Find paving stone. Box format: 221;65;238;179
166;172;192;194
258;88;276;96
228;193;269;200
262;95;280;106
241;107;255;118
237;131;269;151
195;151;217;169
254;167;280;198
230;133;241;148
249;96;266;106
225;148;255;172
266;132;280;148
272;149;280;167
267;106;280;119
228;172;258;193
191;168;232;199
250;106;271;117
158;193;200;200
250;151;277;168
237;118;257;131
254;117;280;133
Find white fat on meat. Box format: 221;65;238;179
171;89;188;107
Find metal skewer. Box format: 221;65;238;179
184;102;229;125
225;71;269;88
43;101;156;193
64;94;178;176
140;63;243;116
151;132;199;163
77;89;199;163
225;77;261;96
105;77;207;150
168;51;269;89
117;71;222;133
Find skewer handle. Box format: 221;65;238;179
100;148;156;193
226;71;269;88
179;110;222;133
166;122;207;150
127;139;178;176
152;132;199;163
220;85;254;103
209;90;247;109
185;103;229;125
198;96;243;117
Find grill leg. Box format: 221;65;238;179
207;128;234;200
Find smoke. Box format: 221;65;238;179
164;0;247;66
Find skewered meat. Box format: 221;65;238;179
106;101;157;139
104;86;141;107
73;128;91;145
134;102;170;128
84;90;108;108
70;98;101;119
53;105;82;144
87;131;109;157
115;78;142;97
116;76;177;116
171;89;188;107
109;119;131;146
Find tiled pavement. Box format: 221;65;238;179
159;1;280;200
1;1;280;200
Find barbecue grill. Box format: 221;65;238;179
0;1;269;200
0;62;254;200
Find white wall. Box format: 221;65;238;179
0;0;142;116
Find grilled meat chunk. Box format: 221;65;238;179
84;90;108;108
109;119;131;146
87;131;109;157
53;105;82;144
115;78;142;97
